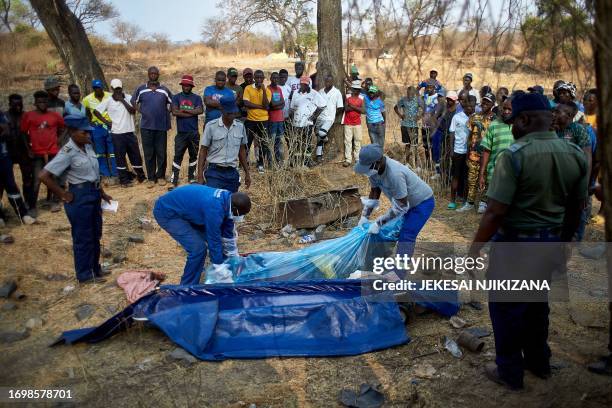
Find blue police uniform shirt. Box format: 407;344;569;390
44;138;100;184
154;185;235;264
203;86;235;123
172;92;203;133
131;83;173;131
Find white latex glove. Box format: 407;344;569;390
367;222;380;235
209;263;234;284
358;216;369;227
222;237;239;257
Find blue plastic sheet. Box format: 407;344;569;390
55;280;410;360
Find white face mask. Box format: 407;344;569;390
232;215;245;223
365;169;378;177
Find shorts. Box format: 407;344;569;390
451;153;467;179
401;126;418;145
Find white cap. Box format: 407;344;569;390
110;78;122;89
350;80;362;89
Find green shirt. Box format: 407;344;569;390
487;131;588;230
480;119;514;184
557;122;591;149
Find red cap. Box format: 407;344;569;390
243;68;253;76
179;75;195;87
299;76;310;85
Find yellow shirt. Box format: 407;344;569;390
585;114;597;131
242;85;272;121
83;92;111;125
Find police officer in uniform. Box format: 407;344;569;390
40;115;113;284
469;93;588;389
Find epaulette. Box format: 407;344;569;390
508;141;529;176
62;145;73;153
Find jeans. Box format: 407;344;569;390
92;124;118;177
205;165;240;193
154;205;208;286
366;122;385;147
268;121;285;163
64;182;103;282
140;128;167;181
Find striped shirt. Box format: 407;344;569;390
130;83;172;131
480;119;514;184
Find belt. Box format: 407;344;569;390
208;163;236;171
69;180;101;190
498;226;562;239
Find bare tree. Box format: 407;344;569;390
29;0;106;92
66;0;117;30
220;0;314;60
201;16;230;49
151;32;170;52
112;20;141;46
0;0;12;32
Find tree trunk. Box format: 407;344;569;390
593;0;612;347
317;0;345;160
29;0;106;93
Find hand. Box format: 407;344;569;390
197;175;205;185
478;176;485;192
367;222;380;234
358;216;369;227
112;93;122;101
62;192;74;203
101;192;113;203
401;114;406;120
244;173;251;189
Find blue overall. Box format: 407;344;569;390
396;196;435;260
205;164;240;193
92;125;118;177
153;185;235;285
64;182;103;282
488;229;562;388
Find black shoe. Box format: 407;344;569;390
79;276;107;284
96;268;111;277
485;362;523;390
525;365;551;379
120;182;134;188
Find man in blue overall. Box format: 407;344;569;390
469;93;588;389
153;185;251;285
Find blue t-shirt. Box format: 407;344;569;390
203;86;235;123
172;92;203;133
63;101;87;117
364;95;385;124
131;84;173;131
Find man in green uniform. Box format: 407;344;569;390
469;93;588;390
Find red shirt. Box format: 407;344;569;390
267;85;285;123
344;96;363;125
20;110;64;156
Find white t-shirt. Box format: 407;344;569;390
280;83;293;119
318;86;343;123
290;90;327;127
449;111;469;154
95;94;135;134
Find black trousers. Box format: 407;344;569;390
245;120;270;167
112;132;145;184
0;153;28;219
173;131;199;180
140;128;167;181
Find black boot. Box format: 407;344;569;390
169;168;180;191
188;164;197;184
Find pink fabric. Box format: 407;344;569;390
116;271;160;303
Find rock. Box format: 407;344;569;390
280;224;295;237
75;304;95;321
0;328;30;343
138;217;154;232
101;248;113;258
12;290;26;300
62;285;76;295
66;367;75;379
342;216;359;228
0;280;17;298
128;234;145;243
2;302;17;311
256;223;271;231
339;384;384;408
105;305;119;315
25;317;44;329
579;243;606;260
588;288;607;299
249;231;265;241
167;347;197;365
465;327;491;338
0;234;15;244
414;363;437;379
113;254;127;263
444;336;463;358
45;273;69;282
570;307;606;328
314;225;327;240
449;316;467;329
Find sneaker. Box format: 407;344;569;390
430;173;440;180
477;201;487;214
188;178;197;184
257;165;264;174
342;161;351;168
447;202;457;210
79;276;107;284
158;179;167;187
21;215;36;225
146;180;156;189
456;202;474;212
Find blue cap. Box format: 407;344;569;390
91;79;103;89
64;114;93;131
354;144;384;174
507;92;551;122
220;96;239;114
527;85;544;94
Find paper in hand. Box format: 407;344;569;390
101;200;119;212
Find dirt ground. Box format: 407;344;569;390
1;148;612;407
